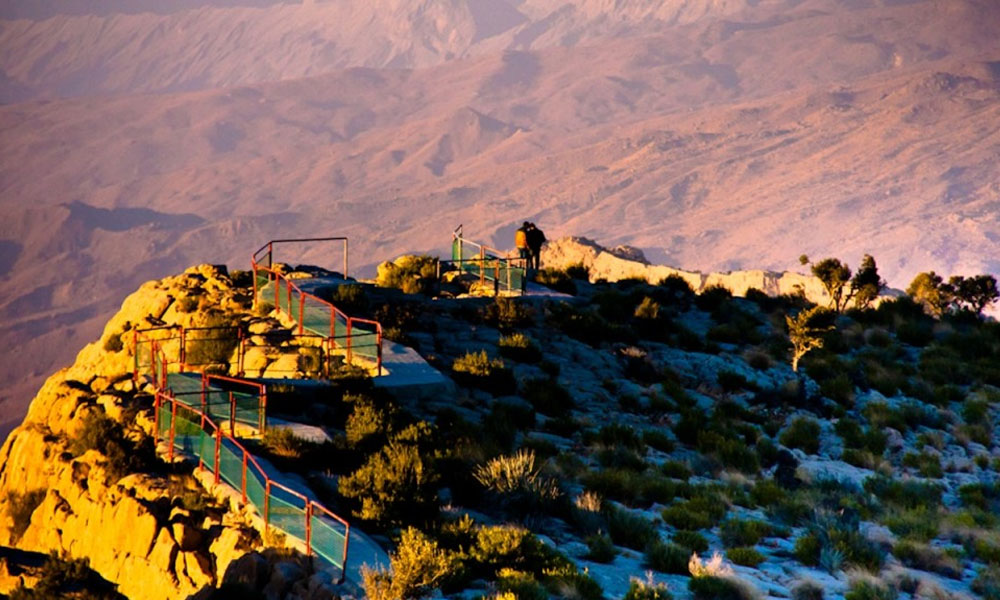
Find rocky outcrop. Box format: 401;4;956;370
0;265;286;599
542;237;845;306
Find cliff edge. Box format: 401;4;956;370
0;265;331;600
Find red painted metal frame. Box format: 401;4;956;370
154;389;350;582
251;249;384;376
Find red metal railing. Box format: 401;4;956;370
450;226;527;294
154;391;350;578
251;239;383;375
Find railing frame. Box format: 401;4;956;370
154;390;350;582
251;242;383;376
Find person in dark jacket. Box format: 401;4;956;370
526;222;546;270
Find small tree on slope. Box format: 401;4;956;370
786;306;832;372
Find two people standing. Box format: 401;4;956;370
515;221;546;270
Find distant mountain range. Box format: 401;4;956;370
1;0;999;438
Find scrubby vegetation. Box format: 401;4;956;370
57;255;1000;599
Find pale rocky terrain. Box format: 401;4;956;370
0;265;348;599
1;0;999;441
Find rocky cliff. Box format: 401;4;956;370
542;236;857;306
0;265;320;599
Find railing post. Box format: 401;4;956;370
298;293;305;335
238;338;245;377
229;391;236;435
161;350;168;389
153;393;160;441
274;273;280;312
286;279;292;316
133;330;139;382
346;320;353;364
305;502;313;556
343;238;348;279
252;265;258;311
259;390;267;432
264;480;271;529
214;428;221;485
241;450;248;504
198;412;205;472
479;247;485;286
168;398;177;462
180;327;187;367
341;521;351;583
377;329;383;377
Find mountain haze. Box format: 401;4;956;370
2;0;999;437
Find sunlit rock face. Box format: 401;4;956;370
0;267;264;600
542;236;838;305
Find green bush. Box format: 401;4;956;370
6;489;46;543
717;370;755;393
522;378;574;416
688;575;757;600
584;534;617;563
844;580;898;600
451;351;516;394
643;540;690;574
376;255;438;294
750;479;786;508
339;422;438;527
892;540;962;578
361;527;459;600
453;350;504;377
780;417;822;454
589;423;644;451
535;268;576;294
102;332;124;353
660;460;691;480
661;496;726;530
794;522;884;572
790;580;825;600
473;449;560;513
482;297;536;330
719;519;772;548
261;427;310;459
623;577;673;600
10;552;125;600
328;283;368;312
901;451;943;478
673;530;709;553
881;506;939;542
726;547;766;568
863;476;942;510
643;430;675;454
972;565;1000;600
345;398;393;448
498;333;543;363
496;570;548;600
696;431;760;473
820;373;855;405
606;506;658;551
70;411;157;483
794;532;822;566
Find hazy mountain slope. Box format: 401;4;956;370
1;0;999;439
4;0;962;101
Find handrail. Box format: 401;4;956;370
154;390;350;579
449;229;528;294
252;260;383;376
252;237;349;279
